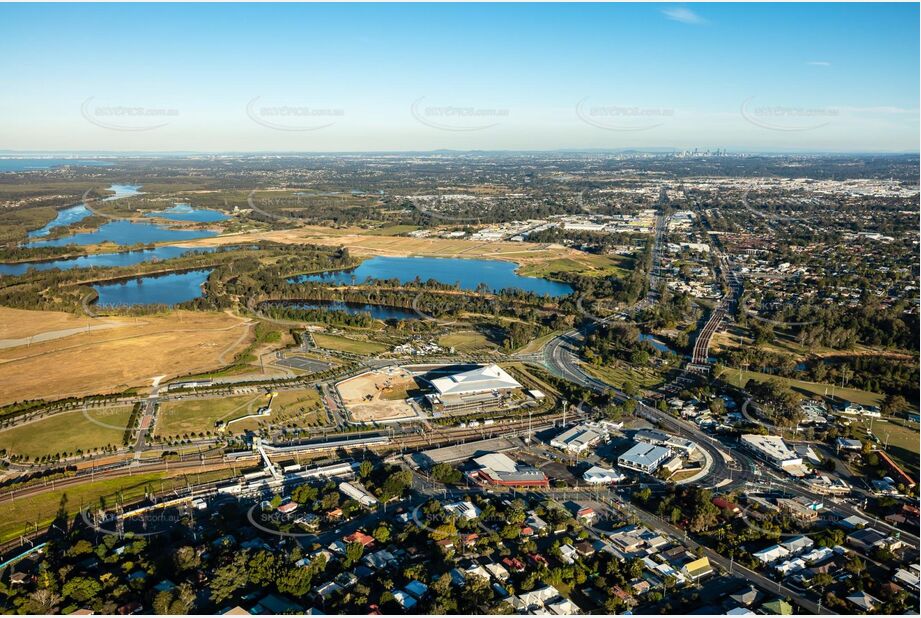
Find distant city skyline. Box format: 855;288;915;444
1;3;918;153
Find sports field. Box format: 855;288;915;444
0;308;253;404
312;333;388;355
438;331;498;353
0;406;134;460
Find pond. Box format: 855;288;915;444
27;184;143;238
144;203;229;223
271;300;420;321
639;333;678;355
93;269;212;307
0;246;214;276
289;256;573;297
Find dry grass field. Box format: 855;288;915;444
0;308;253;404
179;227;587;271
336;367;420;422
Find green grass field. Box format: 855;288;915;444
0;469;234;544
854;416;920;476
718;367;884;407
155;394;266;437
438;331;498;353
0;406;134;460
584;362;663;390
312;333;388;355
518;254;631;279
156;389;326;437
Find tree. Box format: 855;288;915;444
210;554;248;604
373;523;391;543
291;483;318;504
173;545;200;572
359;460;373;479
25;589;62;614
62;577;102;603
343;541;365;567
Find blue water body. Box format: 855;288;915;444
0;159;108;172
30;219;218;247
93;269;212;306
27;184;142;238
639;333;677;355
144;203;229;223
27;204;93;238
102;184;143;201
0;246;214;276
279;300;419;321
290;256;573;297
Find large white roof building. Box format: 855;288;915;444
429;364;521;396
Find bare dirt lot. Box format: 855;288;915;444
0;308;253;404
336;367;421;422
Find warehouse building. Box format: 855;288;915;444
467;452;549;488
617;442;672;474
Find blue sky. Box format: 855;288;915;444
0;3;917;152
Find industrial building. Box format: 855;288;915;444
424;364;523;415
739;434;807;476
467;452;549;488
617;442;672;474
550;423;607;454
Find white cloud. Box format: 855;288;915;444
808;61;832;67
661;7;707;25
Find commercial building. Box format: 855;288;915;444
467;452;549;488
634;428;697;455
739;434;806;476
617;442;672;474
550;424;607;454
583;465;626;484
424;364;522;415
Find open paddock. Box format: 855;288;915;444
0;308;253;405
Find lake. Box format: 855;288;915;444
0;246;214;276
93;269;212;306
272;300;419;321
144;203;229;223
28;184;143;238
30;219;218;247
0;158;109;173
290;256;573;297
